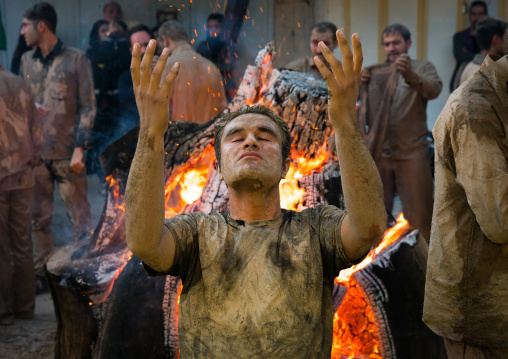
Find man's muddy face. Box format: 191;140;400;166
469;5;486;29
310;29;337;66
383;32;411;62
103;3;122;22
130;31;151;57
218;114;289;190
20;18;39;48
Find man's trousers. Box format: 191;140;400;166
0;187;35;323
376;155;433;241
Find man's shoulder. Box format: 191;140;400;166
435;72;495;136
20;49;36;64
453;28;470;40
61;46;86;59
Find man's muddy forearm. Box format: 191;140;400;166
125;130;167;262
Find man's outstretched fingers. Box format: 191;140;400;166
314;56;338;93
318;41;345;82
336;30;353;79
131;43;141;89
352;33;364;79
160;62;181;99
140;39;157;88
150;47;171;93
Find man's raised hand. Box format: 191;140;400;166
313;30;362;131
131;39;180;138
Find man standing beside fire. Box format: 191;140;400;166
20;2;96;292
126;27;386;358
360;24;442;241
423;53;508;357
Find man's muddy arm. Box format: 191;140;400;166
125;40;180;272
315;31;386;262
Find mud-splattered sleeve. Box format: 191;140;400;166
451;118;508;244
405;61;442;100
143;212;201;283
74;53;96;149
317;205;358;283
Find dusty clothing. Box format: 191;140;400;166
144;206;354;358
20;40;96;160
424;55;508;348
458;53;486;87
359;60;441;240
286;57;323;79
20;40;94;274
444;338;508;359
31;159;91;276
0;70;40;323
0;70;42;190
161;42;226;124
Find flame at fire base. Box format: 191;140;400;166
331;213;410;358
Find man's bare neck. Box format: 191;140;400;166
39;34;59;58
228;186;282;221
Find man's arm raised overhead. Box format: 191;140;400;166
314;31;386;261
125;39;181;273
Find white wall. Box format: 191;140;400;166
351;0;379;66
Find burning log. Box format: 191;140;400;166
45;42;443;359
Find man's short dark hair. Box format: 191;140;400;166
382;24;411;42
470;1;488;14
475;16;507;51
24;2;57;34
214;105;291;168
127;24;152;45
159;20;189;42
207;14;224;24
311;22;338;39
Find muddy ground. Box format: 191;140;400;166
1;174;105;359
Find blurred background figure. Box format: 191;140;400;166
10;31;32;76
196;13;241;101
117;24;153;135
455;16;507;88
160;20;226;123
103;1;123;23
286;21;338;79
0;65;42;325
86;19;131;186
450;0;487;91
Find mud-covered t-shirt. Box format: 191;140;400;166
144;205;353;358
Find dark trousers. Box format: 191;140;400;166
31;160;91;276
0;187;35;322
376;155;433;241
445;338;508;359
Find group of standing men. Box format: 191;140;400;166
0;2;227;326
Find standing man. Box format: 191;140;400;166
0;66;42;325
103;1;123;23
455;16;507;87
159;20;226;124
450;1;487;91
286;22;339;79
118;25;152;134
20;2;96;291
125;30;386;357
424;54;508;358
360;24;442;241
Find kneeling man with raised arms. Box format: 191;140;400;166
126;30;386;358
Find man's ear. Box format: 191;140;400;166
406;39;412;50
281;158;291;179
37;21;46;33
214;160;223;181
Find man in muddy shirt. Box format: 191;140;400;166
19;2;96;289
126;32;386;358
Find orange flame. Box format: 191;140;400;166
331;213;410;358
